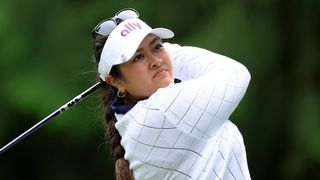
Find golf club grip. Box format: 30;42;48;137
0;82;102;155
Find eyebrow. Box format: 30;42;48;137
135;37;161;53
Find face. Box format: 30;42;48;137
106;34;174;102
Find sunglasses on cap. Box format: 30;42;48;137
91;8;139;39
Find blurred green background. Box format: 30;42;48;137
0;0;319;179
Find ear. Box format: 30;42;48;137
105;75;124;90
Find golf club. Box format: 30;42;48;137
0;82;102;155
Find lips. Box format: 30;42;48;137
153;68;167;78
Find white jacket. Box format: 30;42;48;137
115;43;251;180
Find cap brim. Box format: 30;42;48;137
151;28;174;39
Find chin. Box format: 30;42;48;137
159;77;173;88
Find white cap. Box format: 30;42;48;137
98;18;174;81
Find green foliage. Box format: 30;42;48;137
0;0;319;179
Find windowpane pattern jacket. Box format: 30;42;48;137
115;43;251;180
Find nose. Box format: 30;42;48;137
149;55;163;69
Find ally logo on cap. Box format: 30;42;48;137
120;21;142;36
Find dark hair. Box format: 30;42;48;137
93;35;134;180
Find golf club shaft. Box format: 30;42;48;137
0;82;102;155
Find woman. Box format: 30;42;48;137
92;8;251;180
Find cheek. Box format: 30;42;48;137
121;63;150;88
122;62;148;77
163;54;174;76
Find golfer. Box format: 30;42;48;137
92;8;251;180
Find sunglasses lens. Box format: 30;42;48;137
94;19;117;36
92;9;139;38
116;9;139;20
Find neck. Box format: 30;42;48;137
123;95;147;105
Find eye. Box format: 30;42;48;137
132;54;144;62
154;43;163;51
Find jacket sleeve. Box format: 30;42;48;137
165;43;237;81
148;43;251;140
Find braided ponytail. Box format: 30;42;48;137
93;35;134;179
101;82;134;180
